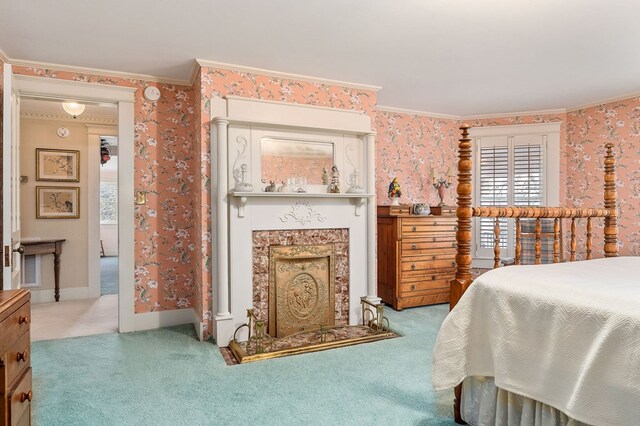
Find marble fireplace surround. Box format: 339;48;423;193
210;96;379;347
253;229;350;334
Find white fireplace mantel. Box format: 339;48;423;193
210;96;379;347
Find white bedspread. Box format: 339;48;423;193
432;257;640;426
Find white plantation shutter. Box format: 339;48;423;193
474;135;546;260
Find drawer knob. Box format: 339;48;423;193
20;391;32;403
432;255;436;260
17;350;28;362
411;244;417;250
410;284;416;291
432;237;436;242
432;275;436;280
454;226;458;231
18;315;29;325
451;243;457;248
411;226;417;232
411;263;416;270
451;261;456;267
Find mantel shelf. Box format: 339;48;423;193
229;192;374;198
229;191;374;217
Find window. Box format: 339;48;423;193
100;182;118;224
471;124;560;265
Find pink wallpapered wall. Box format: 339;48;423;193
12;66;197;313
566;99;640;257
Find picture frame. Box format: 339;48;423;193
36;148;80;182
36;186;80;219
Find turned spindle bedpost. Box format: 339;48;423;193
603;143;619;257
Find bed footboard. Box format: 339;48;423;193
450;124;618;424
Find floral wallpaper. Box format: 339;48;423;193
195;67;378;339
374;111;459;205
566;98;640;257
12;66;197;313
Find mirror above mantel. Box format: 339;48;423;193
260;137;334;186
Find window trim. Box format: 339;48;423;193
469;123;561;267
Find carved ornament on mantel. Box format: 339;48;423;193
279;201;327;226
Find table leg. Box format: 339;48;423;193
54;249;61;302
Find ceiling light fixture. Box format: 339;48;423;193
62;102;86;118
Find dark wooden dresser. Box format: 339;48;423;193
377;205;457;310
0;290;32;426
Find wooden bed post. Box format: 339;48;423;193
603;143;619;257
451;124;474;311
452;124;472;425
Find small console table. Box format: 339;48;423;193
21;239;66;302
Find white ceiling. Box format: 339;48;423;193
2;0;640;116
21;98;117;120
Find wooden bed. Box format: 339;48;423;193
449;124;619;424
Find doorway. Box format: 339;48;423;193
17;98;121;339
3;68;136;333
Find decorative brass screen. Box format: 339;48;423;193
268;244;335;337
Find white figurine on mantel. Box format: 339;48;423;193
233;163;254;192
346;168;365;194
328;165;341;193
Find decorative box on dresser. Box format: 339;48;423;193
0;290;32;426
377;205;457;310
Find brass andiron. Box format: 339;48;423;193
232;309;274;354
360;297;390;332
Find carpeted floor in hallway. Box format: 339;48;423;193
31;304;455;426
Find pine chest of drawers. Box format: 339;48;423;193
377;205;457;310
0;290;32;426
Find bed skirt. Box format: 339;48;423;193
461;377;590;426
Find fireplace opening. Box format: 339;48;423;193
268;244;335;337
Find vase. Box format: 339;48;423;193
390;197;400;206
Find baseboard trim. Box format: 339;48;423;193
192;309;205;341
29;287;90;304
133;308;196;332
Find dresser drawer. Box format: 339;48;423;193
401;278;450;293
7;331;31;390
9;368;32;426
0;301;30;354
402;224;457;237
401;254;456;273
401;249;457;261
401;240;457;254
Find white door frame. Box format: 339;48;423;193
14;74;136;332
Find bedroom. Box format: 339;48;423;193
0;1;639;425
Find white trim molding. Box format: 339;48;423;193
20;110;117;126
376;105;460;120
30;286;90;304
10;58;190;86
197;59;382;92
133;308;197;332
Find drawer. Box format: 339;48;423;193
397;289;450;309
0;301;30;354
7;331;30;390
9;368;32;426
401;278;450;293
402;266;456;280
402;224;457;237
401;255;456;272
401;240;457;254
401;249;457;260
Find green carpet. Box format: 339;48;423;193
31;304;455;425
100;256;118;296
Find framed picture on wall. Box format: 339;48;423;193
36;186;80;219
36;148;80;182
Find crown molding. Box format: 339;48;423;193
461;108;567;121
0;47;8;64
7;57;191;87
566;91;640;113
20;110;117;125
196;59;382;92
376;105;460;120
